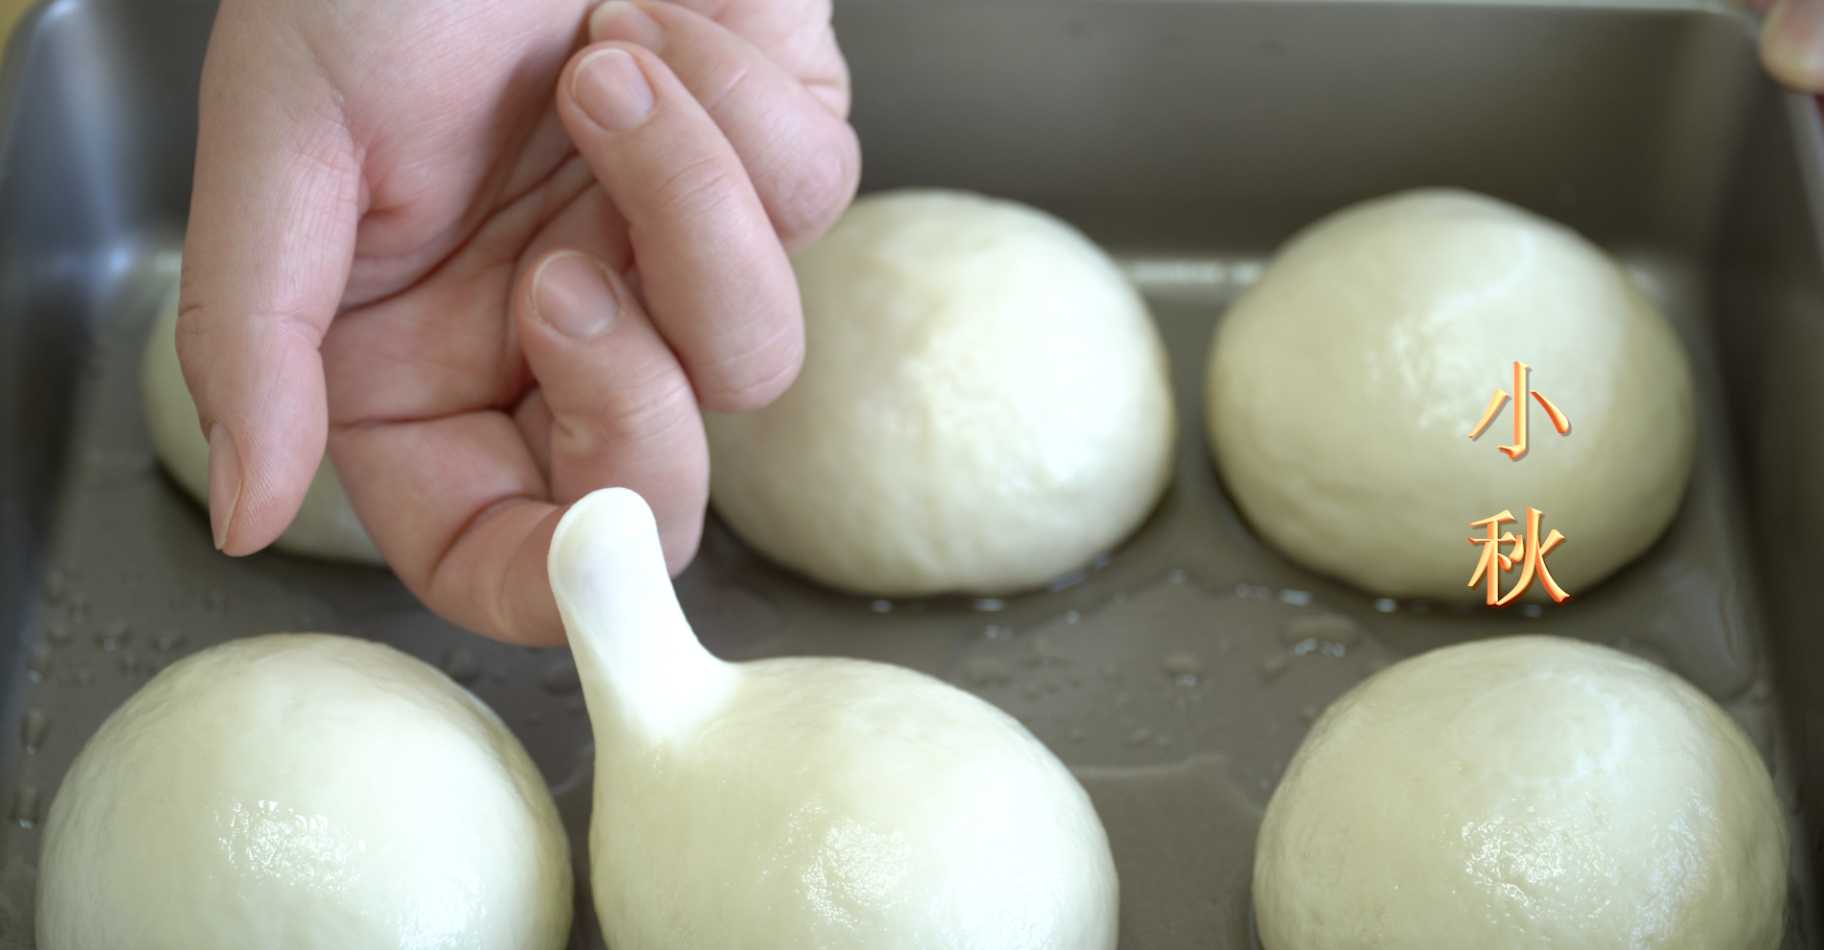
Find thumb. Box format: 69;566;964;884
1763;0;1824;91
177;18;359;554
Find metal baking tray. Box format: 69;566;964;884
3;0;1822;946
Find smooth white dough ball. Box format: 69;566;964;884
37;634;573;950
706;189;1176;597
1206;189;1695;600
1254;635;1787;950
547;487;1119;949
141;290;382;565
591;657;1121;950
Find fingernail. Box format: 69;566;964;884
573;48;655;131
590;1;665;52
533;252;619;339
1764;0;1824;90
206;423;242;551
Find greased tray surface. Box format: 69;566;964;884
2;1;1821;947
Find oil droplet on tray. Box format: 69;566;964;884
1161;652;1204;686
96;621;130;652
42;569;67;604
26;645;52;683
867;599;894;614
965;657;1013;687
10;785;39;829
541;660;580;695
1282;613;1359;655
1289;639;1346;659
1373;597;1397;614
20;709;48;754
972;597;1007;613
443;647;481;685
1277;588;1313;607
982;624;1012;641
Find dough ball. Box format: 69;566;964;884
706;189;1175;597
591;658;1120;950
37;634;573;950
549;487;1119;949
1206;189;1695;600
141;289;382;565
1254;635;1786;950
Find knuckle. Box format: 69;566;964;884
700;61;756;116
172;308;213;379
175;305;320;366
773;126;860;249
174;303;325;423
556;369;701;453
696;317;803;411
653;154;741;225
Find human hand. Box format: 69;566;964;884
1758;0;1824;91
176;0;860;644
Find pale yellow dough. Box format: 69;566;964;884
1254;635;1787;950
141;287;382;565
706;189;1176;597
37;634;573;950
1206;189;1695;600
